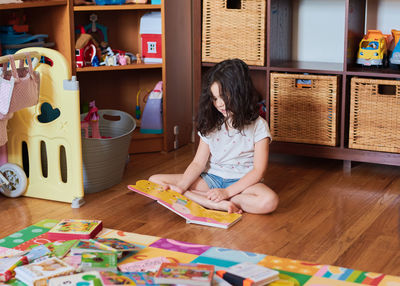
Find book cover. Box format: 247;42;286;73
217;262;279;286
80;252;118;272
100;271;157;285
48;271;102;286
70;239;116;256
118;256;169;272
93;238;139;253
47;219;103;240
154;263;214;286
128;180;242;229
45;240;78;258
14;257;75;286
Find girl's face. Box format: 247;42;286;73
211;82;228;117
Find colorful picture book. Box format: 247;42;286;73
47;219;103;240
14;257;75;286
80;252;118;272
100;271;157;285
93;238;139;253
217;262;279;286
118;256;169;272
128;180;242;229
154;263;214;286
48;271;102;286
70;239;117;256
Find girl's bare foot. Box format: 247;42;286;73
217;200;243;214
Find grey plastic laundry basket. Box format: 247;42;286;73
81;109;136;193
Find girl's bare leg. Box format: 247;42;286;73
230;183;278;214
184;190;242;214
149;174;242;213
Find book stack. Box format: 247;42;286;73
15;257;75;286
47;219;103;240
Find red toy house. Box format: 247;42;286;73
140;12;162;63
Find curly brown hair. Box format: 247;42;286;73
196;59;261;136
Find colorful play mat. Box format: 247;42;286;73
0;219;399;286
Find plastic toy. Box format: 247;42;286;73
140;81;163;134
81;100;101;139
6;48;85;207
135;89;142;119
75;27;99;68
390;29;400;65
356;30;391;66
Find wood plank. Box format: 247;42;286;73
0;0;66;10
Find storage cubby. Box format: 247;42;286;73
194;0;400;167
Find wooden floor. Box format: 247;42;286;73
1;143;399;276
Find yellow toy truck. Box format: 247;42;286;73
356;30;391;66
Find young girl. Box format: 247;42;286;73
149;59;278;214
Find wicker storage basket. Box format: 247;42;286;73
202;0;266;66
270;73;339;146
349;77;400;153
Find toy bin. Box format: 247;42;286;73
349;77;400;153
202;0;266;66
270;73;339;146
81;109;136;193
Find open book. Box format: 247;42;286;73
128;180;242;229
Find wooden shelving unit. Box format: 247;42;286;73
193;0;400;168
1;0;193;154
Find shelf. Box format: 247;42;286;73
202;62;268;71
0;0;66;10
76;63;162;72
74;3;160;11
346;66;400;79
270;61;344;74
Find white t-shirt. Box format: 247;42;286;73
198;116;271;179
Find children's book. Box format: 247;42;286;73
100;271;157;285
0;256;27;282
93;238;139;253
45;240;78;258
14;257;75;286
70;239;118;256
128;180;242;229
154;263;214;286
47;219;103;240
216;262;279;286
79;252;118;272
0;247;25;259
118;256;169;272
48;271;102;286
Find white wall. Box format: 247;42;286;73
292;0;345;63
292;0;400;63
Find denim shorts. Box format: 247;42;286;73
200;172;240;189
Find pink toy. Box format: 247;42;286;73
81;100;101;139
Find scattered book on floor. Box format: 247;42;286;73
14;257;75;286
100;271;156;286
93;237;139;253
47;219;103;240
128;180;242;229
216;262;279;286
48;271;102;286
118;256;169;272
45;240;79;258
70;239;118;256
79;252;118;272
154;262;214;286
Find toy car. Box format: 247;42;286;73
390;29;400;65
356;30;391;66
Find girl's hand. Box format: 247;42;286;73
162;184;185;194
207;188;229;202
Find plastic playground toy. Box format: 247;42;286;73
356;30;391;66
